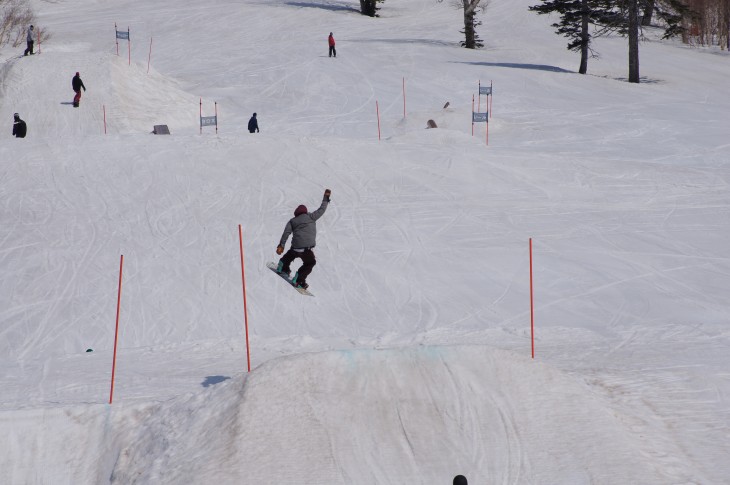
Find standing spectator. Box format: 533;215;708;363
248;113;259;133
13;113;27;138
24;25;34;56
328;32;336;58
72;72;86;108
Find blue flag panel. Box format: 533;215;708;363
479;86;492;95
472;112;488;123
200;116;217;127
116;30;129;40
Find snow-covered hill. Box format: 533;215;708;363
1;0;729;483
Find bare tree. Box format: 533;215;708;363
359;0;384;17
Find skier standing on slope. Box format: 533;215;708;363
72;72;86;108
248;113;259;133
328;32;336;58
13;113;27;138
275;189;331;290
24;25;34;56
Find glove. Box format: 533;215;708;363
324;189;331;202
276;245;284;255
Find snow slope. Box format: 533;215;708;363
1;0;729;483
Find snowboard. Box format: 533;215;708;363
267;262;314;296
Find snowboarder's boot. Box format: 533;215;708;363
276;261;290;278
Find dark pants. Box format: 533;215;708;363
24;40;34;56
279;249;316;285
329;45;336;57
73;89;82;107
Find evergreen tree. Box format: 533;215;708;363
529;0;615;74
360;0;385;17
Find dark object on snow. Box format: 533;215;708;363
153;125;170;135
426;119;438;129
86;348;93;353
248;113;259;133
443;101;450;109
13;113;27;138
453;475;468;485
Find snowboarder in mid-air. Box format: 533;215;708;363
72;72;86;108
275;189;331;290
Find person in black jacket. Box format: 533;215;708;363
72;72;86;108
248;113;259;133
12;113;27;138
275;189;331;290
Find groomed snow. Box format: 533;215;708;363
1;0;729;483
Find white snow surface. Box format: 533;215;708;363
1;0;729;483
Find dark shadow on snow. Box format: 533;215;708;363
202;375;231;388
60;102;75;105
348;37;454;47
456;61;573;73
285;1;359;12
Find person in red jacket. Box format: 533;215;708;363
328;32;336;58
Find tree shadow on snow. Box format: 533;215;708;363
285;1;359;12
201;375;231;388
456;61;573;73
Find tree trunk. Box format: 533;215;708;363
464;8;476;48
360;0;376;17
628;0;640;83
579;0;589;74
641;0;654;26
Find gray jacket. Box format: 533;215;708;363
27;26;34;42
279;197;329;249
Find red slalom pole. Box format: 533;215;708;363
471;94;475;136
529;239;535;359
238;225;251;372
103;105;107;134
109;255;124;404
115;23;119;56
199;98;202;135
214;102;218;135
376;100;381;140
37;29;41;54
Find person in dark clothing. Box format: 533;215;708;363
12;113;27;138
24;25;34;56
328;32;336;58
248;113;259;133
275;189;331;290
453;476;468;485
72;72;86;108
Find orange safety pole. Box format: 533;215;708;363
529;239;535;359
238;225;251;372
109;255;124;404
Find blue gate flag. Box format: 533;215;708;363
472;112;488;123
479;86;492;95
200;116;217;127
116;30;129;40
